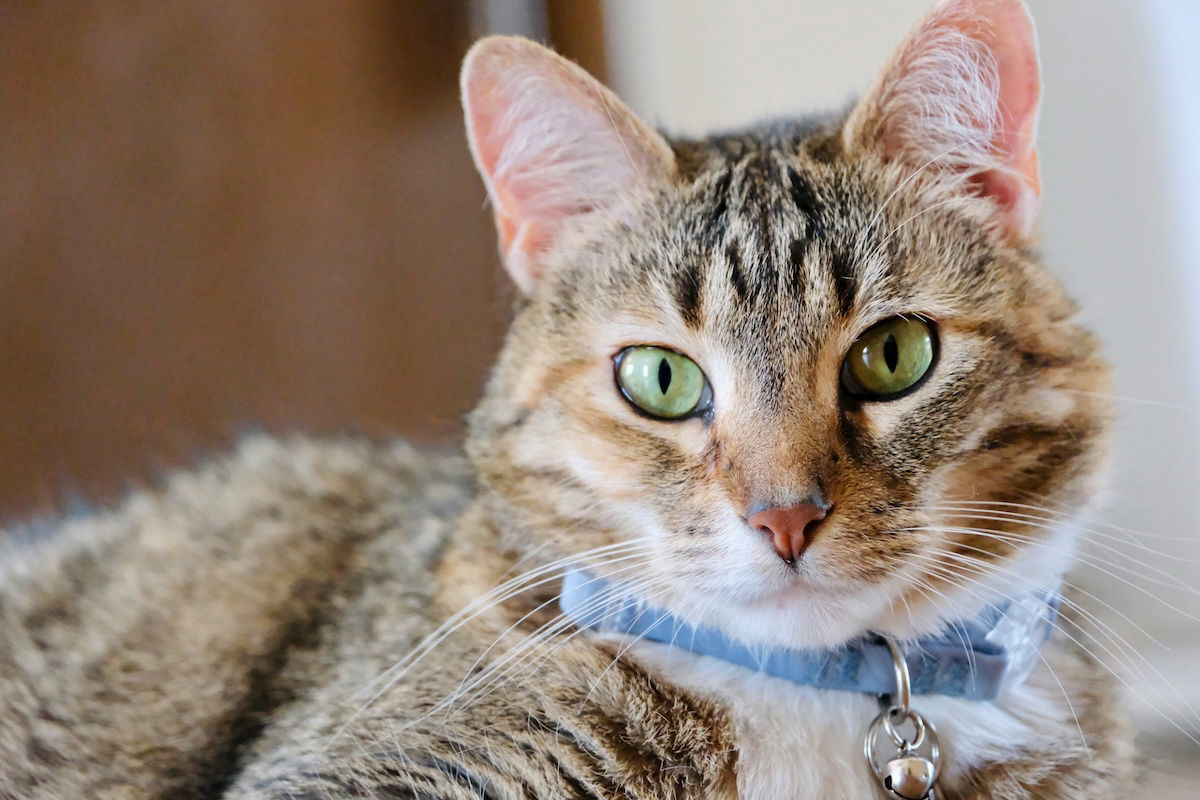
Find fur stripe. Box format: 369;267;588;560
726;244;749;304
787;238;811;301
710;169;733;236
828;248;857;315
785;166;823;239
673;263;706;328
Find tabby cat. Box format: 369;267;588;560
0;0;1138;797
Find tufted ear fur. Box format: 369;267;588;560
843;0;1042;243
461;37;675;292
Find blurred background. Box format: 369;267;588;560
2;0;1197;791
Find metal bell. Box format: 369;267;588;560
883;755;937;799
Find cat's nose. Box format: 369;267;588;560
747;502;828;564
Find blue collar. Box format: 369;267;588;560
560;569;1060;701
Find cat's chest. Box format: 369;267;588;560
625;639;1062;800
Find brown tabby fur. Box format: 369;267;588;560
0;11;1136;800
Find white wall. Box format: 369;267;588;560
604;0;931;133
602;0;1200;733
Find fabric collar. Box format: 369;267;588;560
560;569;1060;701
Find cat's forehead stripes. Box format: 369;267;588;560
672;252;706;328
784;166;824;236
724;243;749;304
660;138;873;355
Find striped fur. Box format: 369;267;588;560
0;2;1136;797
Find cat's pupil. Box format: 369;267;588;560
658;358;672;395
883;334;900;373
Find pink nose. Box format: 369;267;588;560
747;502;828;564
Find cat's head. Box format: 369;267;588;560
462;0;1111;649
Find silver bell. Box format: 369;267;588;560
884;755;937;799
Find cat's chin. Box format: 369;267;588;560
653;573;906;652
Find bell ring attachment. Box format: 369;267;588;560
862;637;943;799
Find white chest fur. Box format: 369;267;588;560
626;639;1074;799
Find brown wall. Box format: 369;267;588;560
0;2;522;516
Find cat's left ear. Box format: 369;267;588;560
461;37;675;292
843;0;1041;243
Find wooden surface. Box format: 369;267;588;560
0;2;516;517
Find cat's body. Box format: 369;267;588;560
0;436;1131;799
0;1;1141;797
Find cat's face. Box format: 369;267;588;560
463;0;1112;649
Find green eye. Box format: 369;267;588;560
615;346;710;419
842;317;936;398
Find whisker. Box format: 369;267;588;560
917;506;1200;569
432;571;664;718
854;132;991;252
441;575;673;720
1058;388;1199;414
914;532;1171;652
577;583;679;712
910;575;980;680
441;559;657;716
511;578;678;700
908;525;1200;608
924;501;1200;546
912;550;1200;743
1034;644;1092;759
915;548;1186;722
328;539;657;744
898;558;1097;755
860;195;968;268
364;543;654;696
438;571;670;711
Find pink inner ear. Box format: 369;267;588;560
461;37;674;291
466;61;611;288
956;0;1042;239
463;70;538;253
972;149;1039;242
846;0;1044;243
467;71;595;228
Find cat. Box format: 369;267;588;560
0;0;1139;797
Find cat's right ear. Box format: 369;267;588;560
461;37;674;292
842;0;1042;244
